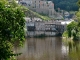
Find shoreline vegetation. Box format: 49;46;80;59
62;36;80;60
62;14;80;59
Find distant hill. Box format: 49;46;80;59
47;0;79;11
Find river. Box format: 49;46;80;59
14;37;68;60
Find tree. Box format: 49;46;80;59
0;0;25;59
47;0;78;11
64;0;80;40
67;21;77;38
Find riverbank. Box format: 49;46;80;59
62;37;74;44
26;33;62;38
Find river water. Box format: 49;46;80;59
14;37;68;60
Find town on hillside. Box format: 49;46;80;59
17;0;75;37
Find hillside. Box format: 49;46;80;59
22;7;51;20
47;0;78;11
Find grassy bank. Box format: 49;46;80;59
22;6;51;20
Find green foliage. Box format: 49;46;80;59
63;6;80;40
23;7;51;20
69;42;80;60
62;0;80;39
0;41;13;59
67;21;78;38
62;31;68;37
77;0;80;7
47;0;78;11
76;10;80;24
33;12;51;20
67;21;80;40
0;0;25;59
63;0;80;59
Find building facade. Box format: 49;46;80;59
25;18;67;37
19;0;55;18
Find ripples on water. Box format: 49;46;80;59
14;37;68;60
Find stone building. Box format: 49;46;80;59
25;17;67;37
19;0;55;18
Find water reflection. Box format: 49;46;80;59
69;41;80;60
14;37;68;60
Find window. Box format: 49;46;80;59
35;1;36;3
35;4;36;8
47;5;49;7
43;4;44;6
51;10;52;15
39;4;40;8
28;4;30;6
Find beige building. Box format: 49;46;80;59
19;0;55;18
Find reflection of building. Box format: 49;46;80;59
19;0;55;18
